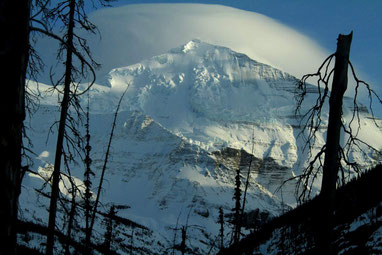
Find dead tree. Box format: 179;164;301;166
45;1;77;253
28;1;104;253
294;32;381;201
321;33;352;205
240;133;255;233
0;0;111;252
293;32;382;253
0;1;31;254
168;207;200;255
319;33;353;254
89;87;128;243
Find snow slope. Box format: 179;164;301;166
20;40;382;254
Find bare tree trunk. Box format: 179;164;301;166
180;226;186;255
319;32;352;254
89;88;128;242
321;32;353;205
0;1;31;254
241;141;255;236
46;0;76;254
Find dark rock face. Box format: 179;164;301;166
212;147;290;190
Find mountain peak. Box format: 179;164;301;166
182;39;202;53
170;39;218;55
106;42;298;120
170;39;242;58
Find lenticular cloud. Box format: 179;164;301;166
89;4;330;78
36;4;330;83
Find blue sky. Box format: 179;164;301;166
105;0;382;97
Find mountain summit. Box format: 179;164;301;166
106;39;300;155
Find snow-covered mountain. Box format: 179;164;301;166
20;40;382;254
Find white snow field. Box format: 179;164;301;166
20;38;382;254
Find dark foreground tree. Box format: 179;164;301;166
0;0;113;253
293;32;382;253
232;168;241;244
29;0;113;253
45;1;78;253
0;1;31;254
294;32;382;201
318;33;353;254
31;0;110;253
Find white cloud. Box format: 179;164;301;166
35;4;330;83
90;4;330;79
38;150;49;159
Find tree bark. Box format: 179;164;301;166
46;0;76;254
0;1;31;254
319;32;352;254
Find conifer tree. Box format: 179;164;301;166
232;168;241;244
84;93;94;252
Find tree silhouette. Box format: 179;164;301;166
293;32;382;254
293;32;381;202
88;87;128;245
0;1;31;254
232;168;241;244
27;1;113;253
83;93;94;252
41;0;100;253
0;0;113;253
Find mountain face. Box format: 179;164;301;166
20;40;382;254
